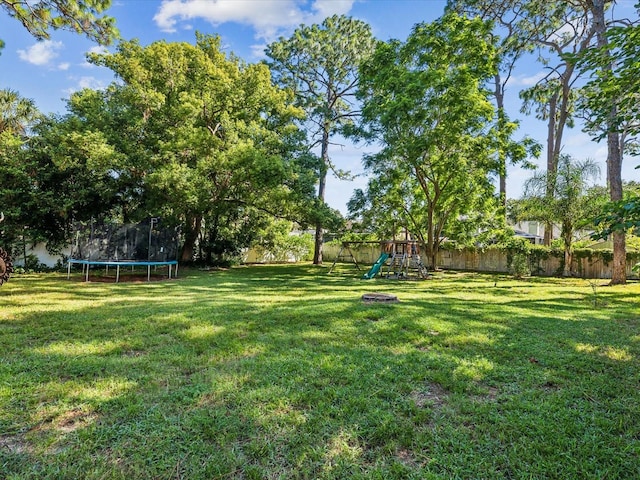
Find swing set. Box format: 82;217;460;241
328;238;429;280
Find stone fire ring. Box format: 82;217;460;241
361;292;399;303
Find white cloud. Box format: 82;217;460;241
81;45;110;68
58;62;70;71
506;71;547;88
17;40;64;66
563;132;607;164
546;20;589;46
250;43;267;59
63;76;108;96
78;76;107;90
312;0;354;19
153;0;356;43
565;131;595;149
88;46;110;55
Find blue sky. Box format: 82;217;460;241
0;0;638;214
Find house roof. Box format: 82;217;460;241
513;229;544;241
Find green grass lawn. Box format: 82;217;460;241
1;264;639;479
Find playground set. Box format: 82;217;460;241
329;238;429;280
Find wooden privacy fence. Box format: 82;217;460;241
323;243;640;280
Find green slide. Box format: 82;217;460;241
362;253;389;279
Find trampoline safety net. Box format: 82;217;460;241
70;220;180;262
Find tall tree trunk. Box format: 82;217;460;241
180;214;202;263
426;204;436;270
205;214;219;266
313;125;330;265
544;64;577;245
562;226;572;277
591;0;626;284
495;74;507;213
606;101;625;284
564;248;572;277
544;93;558;246
609;130;626;284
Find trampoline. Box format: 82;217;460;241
67;259;178;283
67;218;180;283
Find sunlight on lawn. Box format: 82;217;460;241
575;342;633;361
1;266;640;479
182;324;226;340
324;429;363;469
603;346;633;361
40;377;137;404
32;340;130;356
452;357;495;383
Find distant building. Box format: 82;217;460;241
510;220;594;245
513;229;544;245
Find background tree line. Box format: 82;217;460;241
1;0;639;281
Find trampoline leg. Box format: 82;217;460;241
116;265;120;283
147;265;151;282
67;261;71;280
85;264;89;282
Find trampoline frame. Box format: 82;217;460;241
67;259;179;283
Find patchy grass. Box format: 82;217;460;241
1;264;639;479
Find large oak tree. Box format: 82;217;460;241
83;34;312;262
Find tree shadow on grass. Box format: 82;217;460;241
2;266;640;478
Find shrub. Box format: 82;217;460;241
250;221;314;263
510;253;530;279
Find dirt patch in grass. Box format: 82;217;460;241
56;409;97;434
397;448;424;468
121;349;147;358
0;434;31;455
471;385;500;403
410;382;448;409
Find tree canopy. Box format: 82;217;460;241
266;15;376;264
0;0;119;53
3;4;640;271
83;34;314;262
446;0;542;208
0;34;318;263
353;13;501;268
592;194;640;240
